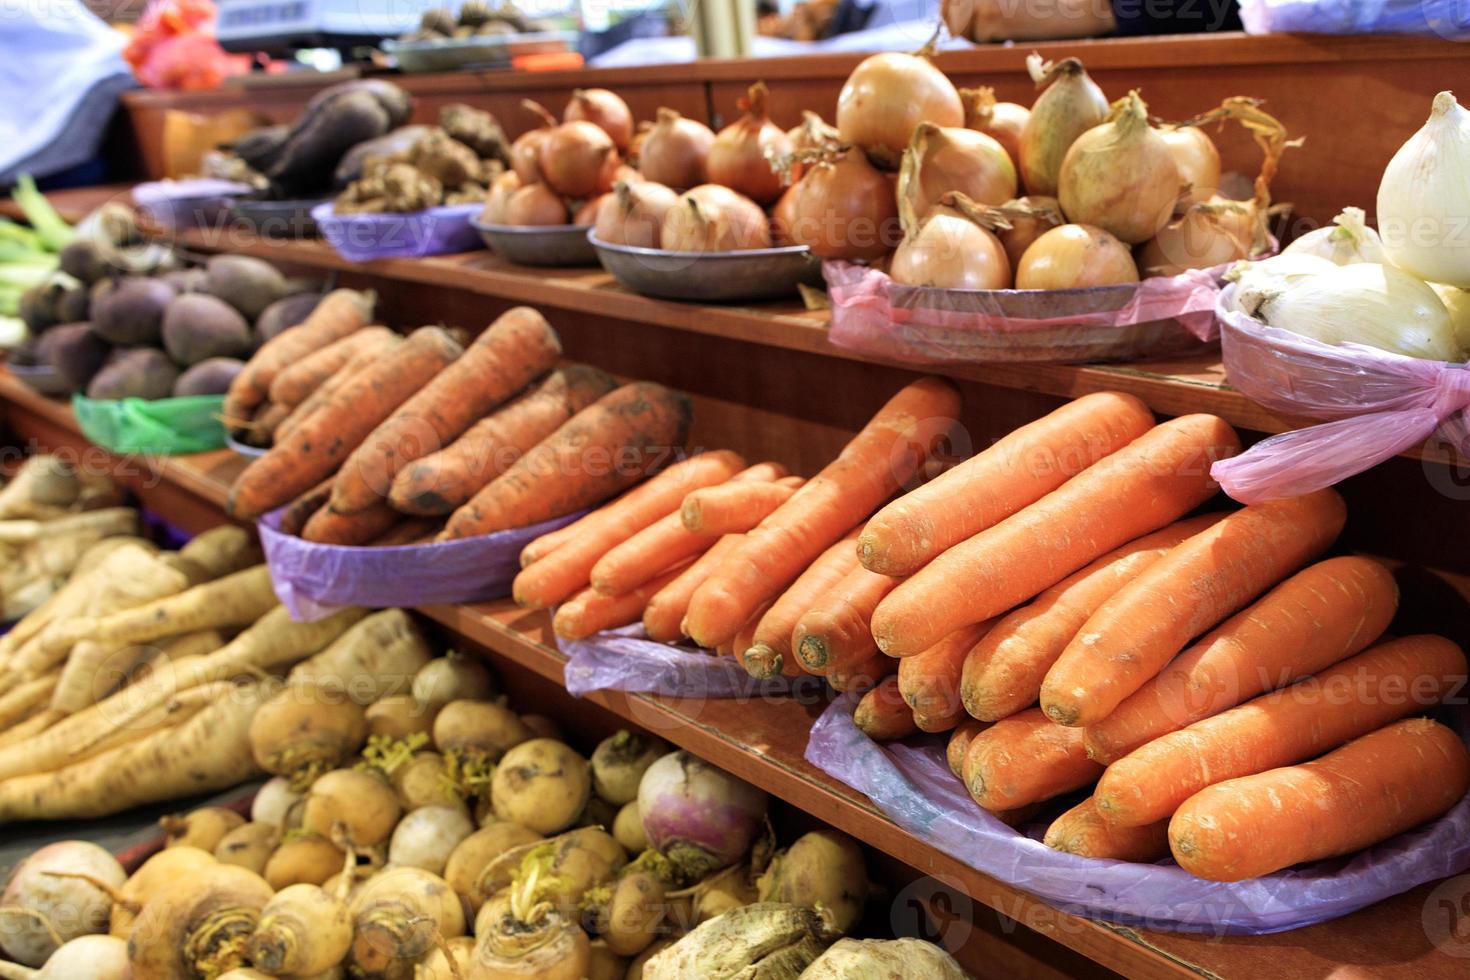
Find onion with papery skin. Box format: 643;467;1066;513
898;122;1017;220
574;193;608;226
772;146;900;260
1223;252;1339;315
1058;91;1179;244
1432;282;1470;353
594;180;678;248
1283;206;1387;266
504;183;569;227
480;170;522;224
1160;125;1220;211
538;120;618;200
1015;223;1138;289
788;111;840;154
640;109;714;191
960;87;1029;168
1138;202;1253;275
1377;91;1470;288
638;751;768;882
836;40;964;165
511;101;558;184
1018;54;1108;196
707;81;792;205
995;195;1063;269
660;185;771;252
890;193;1011;290
566;88;633;151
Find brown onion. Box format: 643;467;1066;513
836;41;963;165
565;88;633;151
1018;55;1108;196
1058;91;1179;244
960;87;1029;168
994;195;1063;270
1137;201;1253;275
480;170;522;224
504;183;568;227
640;108;715;191
1015;223;1138;289
660;184;771;252
891;193;1010;289
773;146;900;260
788;111;840;154
707;81;793;205
539;120;619;200
511;100;558;184
898;122;1017;221
574;193;610;227
1160;125;1221;212
594;180;678;248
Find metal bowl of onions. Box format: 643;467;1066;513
472;219;599;267
588;234;822;303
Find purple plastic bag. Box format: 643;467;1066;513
259;509;582;622
824;261;1221;365
560;622;825;700
1213;285;1470;503
806;693;1470;934
311;203;485;262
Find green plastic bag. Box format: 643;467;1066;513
72;394;227;455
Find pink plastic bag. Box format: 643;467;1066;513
1212;285;1470;503
824;261;1221;365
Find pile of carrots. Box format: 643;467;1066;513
224;294;692;545
514;377;1470;883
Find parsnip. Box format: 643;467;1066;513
126;629;225;684
0;507;137;546
0;456;80;518
0;537;149;666
0;672;58;729
289;608;433;704
1;576;55;623
178;524;263;579
65;680;230;764
0;710;59;749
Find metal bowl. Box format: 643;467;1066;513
225;433;267;459
589;235;822;303
230;198;325;239
473;220;598;267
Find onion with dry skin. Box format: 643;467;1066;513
772;145;899;260
565;88;633;151
511;101;558;184
1058;91;1179;244
994;195;1063;270
1018;55;1108;196
890;192;1011;289
1138;201;1254;275
594;180;678;248
661;185;772;252
538;120;619;200
503;183;568;227
1015;223;1138;289
574;194;608;226
960;87;1029;168
898;122;1017;221
480;171;522;224
640;109;715;191
707;81;793;205
1160;125;1221;211
836;34;964;164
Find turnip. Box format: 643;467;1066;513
390;751;466;814
417;935;473;980
0;934;129;979
252;775;304;827
591;868;668;956
577;796;618;832
347;867;466;979
217;969;345;979
160;806;245;852
490;739;590;835
470;870;591;980
612;802;647;854
106;846;214;939
302;768;403;848
265;833;347;890
365;695;438;741
125;863;272;977
321;865;374;905
443;824;542;904
246;882;353;978
388;806;474;875
756;830;870;937
250;681;368;787
520;714;562;741
637;752;768;883
214;821;282;875
411;653;497;712
590;732;668;806
673;861;757;926
586;939;627;980
434;701;530;762
0;841;125;966
469;829;626;913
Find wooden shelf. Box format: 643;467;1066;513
2;366;1468;980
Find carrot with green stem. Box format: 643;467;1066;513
795;566;900;675
268;326;398;408
1044;799;1169;862
1084;555;1398;764
643;534;744;643
1094;633;1467;828
1041;487;1347;728
1171;718;1470;881
860;391;1156;576
229;327;464;520
740;530;862;679
390;365;618;516
960;513;1225;723
510;449;743;608
680;480;804;535
963;707;1101;811
854;676;918;741
553;565;691;640
899;622;995;733
873;414;1240;658
590;510;718;596
685;378;961;649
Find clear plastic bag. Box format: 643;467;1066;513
1240;0;1470;40
805;693;1470;934
1212;286;1470;503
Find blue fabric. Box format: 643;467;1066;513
1241;0;1470;38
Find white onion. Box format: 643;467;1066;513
1377;91;1470;288
1283;206;1387;266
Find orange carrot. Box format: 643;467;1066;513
963;707;1102;811
732;601;774;661
686;377;962;649
960;513;1225;723
854;676;918;741
274;334;405;441
946;718;990;778
826;649;896;694
740;530;862;680
224;288;375;422
267;326;398;408
301;500;401;546
1094;634;1468;828
680;481;802;535
1041;488;1347;728
389;365;617;516
872;414;1240;658
590;511;718;596
794;565;900;675
1170;718;1470;882
1084;555;1399;764
442;383;694;541
276;478;333;537
552;564;690;640
331;308;562;514
728;462;791;482
228;327;463;520
860;391;1155;576
1044;798;1169;862
369;518;443;547
898;622;995;733
643;535;744;643
509;449;744;608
